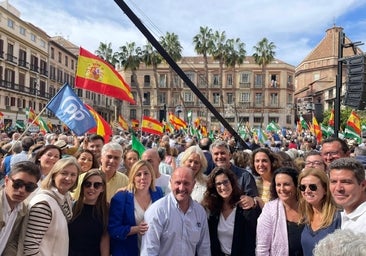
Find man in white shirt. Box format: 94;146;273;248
329;157;366;233
141;166;211;255
0;161;41;255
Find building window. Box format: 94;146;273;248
270;74;279;87
254;74;263;87
213;93;220;104
143;109;150;116
158;92;166;104
198;74;206;87
287;74;293;87
240;73;250;83
31;33;36;42
287;93;293;103
270;93;278;106
184;92;193;102
255;93;262;105
159;74;167;88
58;52;62;63
130;109;137;119
226;74;233;87
6;43;14;62
144;75;150;87
268;117;279;123
286;115;292;124
7;19;14;28
240;92;250;102
239;116;249;123
65;56;68;67
328;89;334;99
143;92;150;105
19;26;26;35
30;55;39;72
254;117;263;123
51;47;54;59
71;59;74;70
213;74;219;86
18;49;27;68
227;93;233;104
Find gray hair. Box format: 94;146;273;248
313;229;366;256
180;145;208;175
101;142;123;156
209;140;230;153
354;146;366;157
329;157;365;184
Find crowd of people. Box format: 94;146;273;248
0;129;366;255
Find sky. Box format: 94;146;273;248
9;0;366;67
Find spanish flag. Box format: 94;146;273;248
118;115;128;131
312;116;322;143
141;116;163;136
26;107;39;125
131;119;139;131
344;110;362;143
84;104;113;143
75;47;135;104
168;112;187;129
328;109;334;127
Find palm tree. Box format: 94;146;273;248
95;42;118;66
193;26;214;125
115;42;143;119
252;37;276;127
141;42;162;89
160;32;183;115
224;38;246;123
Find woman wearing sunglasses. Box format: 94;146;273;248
256;167;304;256
202;167;261;256
298;168;341;256
108;160;163;256
68;169;110;256
18;157;80;256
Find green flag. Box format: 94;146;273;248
38;117;51;133
266;121;280;132
132;134;146;158
300;115;308;129
321;124;329;138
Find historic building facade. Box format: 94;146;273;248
295;26;363;123
119;56;296;130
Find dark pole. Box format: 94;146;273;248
335;30;344;137
114;0;249;149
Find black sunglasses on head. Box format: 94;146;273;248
10;177;38;193
83;181;103;189
299;184;317;192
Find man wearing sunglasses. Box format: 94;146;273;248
329;157;366;233
0;161;41;255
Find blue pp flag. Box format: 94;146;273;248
46;83;96;135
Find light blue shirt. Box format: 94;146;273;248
141;193;211;256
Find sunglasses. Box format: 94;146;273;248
299;184;318;192
10;177;38;193
83;181;103;189
215;179;230;188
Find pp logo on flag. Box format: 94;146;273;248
60;96;92;121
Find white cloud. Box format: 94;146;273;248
10;0;366;66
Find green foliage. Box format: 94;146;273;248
322;107;366;129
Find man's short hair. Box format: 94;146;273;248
209;140;230;153
329;157;365;184
101;142;123;156
9;161;41;181
321;137;349;154
88;134;105;144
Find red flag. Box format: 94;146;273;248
27;107;39;125
75;47;135;104
84;104;113;143
141;116;163;136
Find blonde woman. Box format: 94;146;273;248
19;157;80;256
180;145;208;203
298;168;341;256
108;160;163;256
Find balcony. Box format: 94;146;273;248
240;82;251;88
18;59;29;69
40;68;48;77
5;54;17;64
30;64;39;73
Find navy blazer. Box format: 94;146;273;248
208;205;261;256
108;187;163;256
